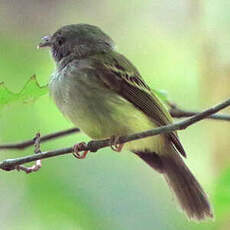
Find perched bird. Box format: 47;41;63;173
39;24;213;220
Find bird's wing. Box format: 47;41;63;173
90;51;186;157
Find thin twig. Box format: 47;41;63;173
0;128;80;150
0;97;229;172
15;133;42;173
169;103;230;121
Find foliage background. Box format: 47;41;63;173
0;0;230;229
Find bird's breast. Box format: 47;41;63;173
49;67;130;138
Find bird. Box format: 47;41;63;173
38;23;213;220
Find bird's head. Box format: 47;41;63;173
38;24;114;63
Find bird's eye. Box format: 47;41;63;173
57;37;65;46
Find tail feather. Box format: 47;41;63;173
134;151;213;220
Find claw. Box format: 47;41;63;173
110;135;124;152
73;142;89;159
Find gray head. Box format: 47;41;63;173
38;24;114;63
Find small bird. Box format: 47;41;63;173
39;24;213;220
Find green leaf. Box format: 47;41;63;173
0;75;48;111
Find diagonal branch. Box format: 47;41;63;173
0;102;229;151
0;102;230;150
0;97;229;172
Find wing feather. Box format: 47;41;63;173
90;51;186;157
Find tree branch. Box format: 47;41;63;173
1;102;229;151
169;104;230;121
0;97;229;172
0;128;80;150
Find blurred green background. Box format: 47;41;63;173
0;0;230;229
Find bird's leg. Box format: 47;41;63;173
110;135;124;152
73;142;89;159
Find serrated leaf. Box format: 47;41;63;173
0;75;48;111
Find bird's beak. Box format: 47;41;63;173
37;35;52;49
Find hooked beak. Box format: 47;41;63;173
37;35;52;49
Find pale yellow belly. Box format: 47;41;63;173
67;93;166;154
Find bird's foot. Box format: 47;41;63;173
110;135;124;152
73;142;89;159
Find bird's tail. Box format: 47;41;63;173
134;150;213;221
